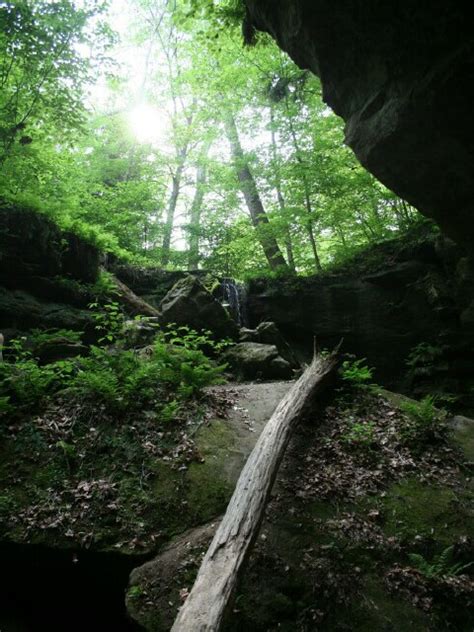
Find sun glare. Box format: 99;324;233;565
128;103;167;145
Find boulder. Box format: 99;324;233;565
0;287;93;337
239;327;258;343
121;318;160;349
35;339;88;364
107;261;212;309
159;275;238;340
239;321;298;368
246;229;474;396
127;522;218;632
110;273;160;318
255;321;298;367
222;342;293;380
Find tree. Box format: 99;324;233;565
224;110;289;273
187;138;212;269
0;1;112;166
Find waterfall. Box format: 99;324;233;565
221;278;248;327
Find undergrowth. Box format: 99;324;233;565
0;322;227;417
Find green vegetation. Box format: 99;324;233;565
1;4;472;630
399;395;446;444
408;545;473;579
340;358;374;388
341;420;376;448
0;0;420;277
0;323;226;416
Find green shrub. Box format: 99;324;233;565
0;336;76;411
399;394;446;444
408;545;473;579
91;270;119;300
340;358;374;388
0;325;226;419
152;334;227;398
67;328;226;412
406;342;442;369
29;328;82;346
88;300;124;344
162;324;232;354
342;421;376;448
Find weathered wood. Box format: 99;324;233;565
107;271;160;318
171;349;339;632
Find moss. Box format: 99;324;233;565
322;575;431;631
381;478;474;545
186;420;235;522
140;421;237;537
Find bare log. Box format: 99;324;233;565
106;271;160;318
171;348;340;632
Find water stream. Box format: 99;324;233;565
220;278;248;327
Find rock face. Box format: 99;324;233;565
244;1;474;250
246;230;474;406
121;318;160;349
0;205;100;340
159;275;238;340
223;342;293;380
0;205;100;285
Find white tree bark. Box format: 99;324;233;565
171;349;339;631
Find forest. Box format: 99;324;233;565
0;1;473;631
0;0;418;278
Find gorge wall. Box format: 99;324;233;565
1;207;473;408
244;1;474;251
247;227;474;408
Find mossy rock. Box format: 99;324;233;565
381;478;474;545
321;575;431;631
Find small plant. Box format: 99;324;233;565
30;328;82;346
408;545;473;579
127;585;144;599
91;270;119;299
88;301;124;344
0;395;12;414
162;324;232;354
406;342;442;369
342;421;376;448
340;358;374;388
400;394;439;425
399;394;445;443
56;440;76;473
0;337;76;411
153;332;227;398
160;399;180;422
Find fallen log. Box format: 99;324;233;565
105;269;160;318
171;347;340;632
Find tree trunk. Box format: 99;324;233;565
188;140;211;270
107;271;160;318
171;348;340;632
224;113;289;272
161;146;187;267
270;105;296;272
285;101;323;273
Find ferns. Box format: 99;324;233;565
408;545;473;578
0;326;227;418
